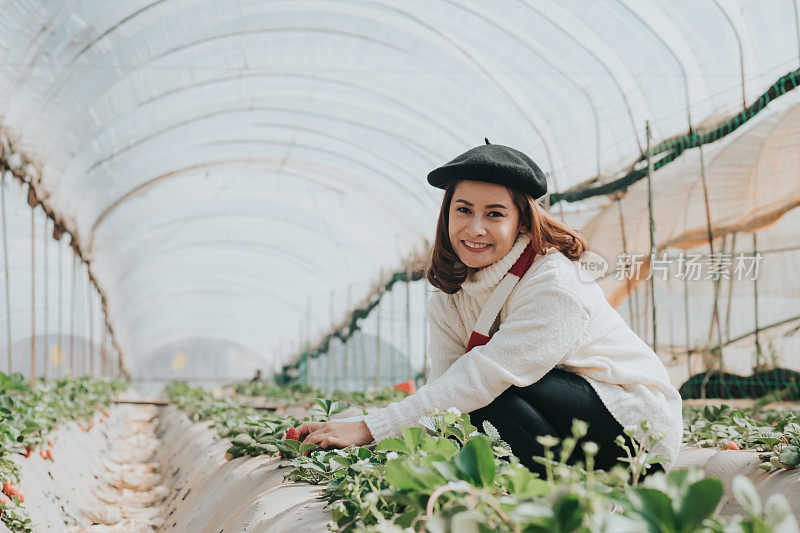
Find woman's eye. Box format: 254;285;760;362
456;207;471;214
489;211;503;217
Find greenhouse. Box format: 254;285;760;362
1;0;800;531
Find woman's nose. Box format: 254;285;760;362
467;217;486;235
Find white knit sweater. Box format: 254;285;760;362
349;232;683;472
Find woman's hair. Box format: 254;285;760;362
426;179;588;294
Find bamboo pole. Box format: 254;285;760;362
69;254;76;377
752;232;762;372
405;267;412;380
30;205;36;386
374;270;382;388
327;288;333;391
645;121;658;353
1;168;11;372
697;143;725;398
43;216;48;379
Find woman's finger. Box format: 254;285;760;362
319;436;348;450
295;421;325;441
302;429;329;446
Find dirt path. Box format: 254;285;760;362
70;406;167;532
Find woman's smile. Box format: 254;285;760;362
448;180;525;268
462;240;493;252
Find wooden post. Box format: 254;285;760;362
344;285;350;390
327;288;333;391
30;205;36;387
88;284;94;377
752;232;762;372
0;169;12;372
405;267;412;380
697;143;724;398
69;255;76;377
374;271;383;388
645;121;658;353
42;216;48;379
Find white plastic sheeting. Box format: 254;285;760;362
0;1;799;377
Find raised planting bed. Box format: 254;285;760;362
167;382;800;532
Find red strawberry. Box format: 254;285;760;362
0;496;6;505
22;446;32;458
40;450;47;459
393;380;416;395
2;481;13;497
285;427;300;441
725;441;741;451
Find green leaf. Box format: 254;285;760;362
778;445;800;467
634;488;678;531
552;493;583;533
375;438;411;455
300;442;318;453
454;436;495;487
678;478;724;532
401;427;426;452
420;435;458;459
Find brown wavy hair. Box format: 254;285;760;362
426;180;588;294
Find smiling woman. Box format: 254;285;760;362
297;141;683;477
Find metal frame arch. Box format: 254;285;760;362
26;24;417;143
517;0;653;155
709;0;762;108
92;210;389;268
74;72;458;173
107;238;333;289
74;113;440;201
615;0;712;131
367;0;564;178
86;157;429;250
444;0;604;177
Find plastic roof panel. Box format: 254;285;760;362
1;0;799;376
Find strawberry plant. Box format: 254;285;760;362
0;372;126;532
683;403;800;473
167;382;799;532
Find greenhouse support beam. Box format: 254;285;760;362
0;167;11;372
697;143;725;399
645;121;658;353
70;255;76;376
405;266;412;380
29;202;35;386
614;194;636;327
0;130;130;379
43;216;48;379
752;232;762;373
550;68;800;206
712;0;747;108
374;273;382;389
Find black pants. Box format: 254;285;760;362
469;368;664;478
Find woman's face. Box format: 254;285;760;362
448;180;525;269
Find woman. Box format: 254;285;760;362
295;140;683;475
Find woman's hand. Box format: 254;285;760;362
290;420;374;452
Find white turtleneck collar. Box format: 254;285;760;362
459;232;533;296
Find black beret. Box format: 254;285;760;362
427;139;547;199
